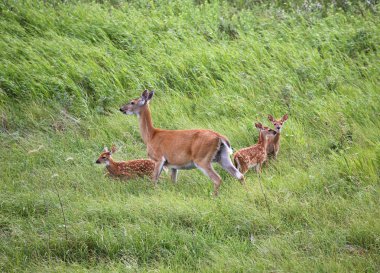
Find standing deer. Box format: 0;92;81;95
119;90;244;196
233;123;277;175
267;114;288;159
95;145;155;179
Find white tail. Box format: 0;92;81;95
120;90;244;196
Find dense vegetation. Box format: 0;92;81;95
0;0;379;272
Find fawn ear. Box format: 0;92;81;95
255;122;263;130
282;114;288;122
111;144;117;154
103;147;109;152
268;115;274;122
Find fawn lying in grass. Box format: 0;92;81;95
233;123;277;175
267;114;288;159
95;145;155;180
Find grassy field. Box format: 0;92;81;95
0;0;379;272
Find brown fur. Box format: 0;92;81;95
267;114;288;159
95;146;155;180
233;123;276;175
120;90;244;196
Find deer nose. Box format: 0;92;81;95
277;126;281;130
119;108;124;112
96;160;101;164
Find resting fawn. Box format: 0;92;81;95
267;114;288;159
233;123;277;175
95;145;155;180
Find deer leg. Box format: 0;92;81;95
195;162;222;196
233;156;239;170
263;159;269;168
153;158;166;186
170;168;178;183
234;155;249;175
255;163;262;174
217;150;245;185
273;147;279;160
239;161;249;176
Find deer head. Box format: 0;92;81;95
119;90;154;115
268;114;288;133
95;146;115;164
255;123;277;140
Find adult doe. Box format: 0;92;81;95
119;90;244;196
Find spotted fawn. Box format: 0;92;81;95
95;145;155;180
267;114;288;159
233;123;277;175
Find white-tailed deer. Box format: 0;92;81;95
233;123;277;175
119;90;244;196
95;145;155;179
267;114;288;159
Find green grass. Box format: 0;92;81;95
0;0;379;272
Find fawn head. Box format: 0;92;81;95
95;145;117;164
268;114;288;133
255;123;277;139
120;90;154;115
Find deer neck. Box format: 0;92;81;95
258;132;269;150
138;105;155;145
106;157;118;174
273;131;281;145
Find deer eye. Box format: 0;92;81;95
131;101;135;105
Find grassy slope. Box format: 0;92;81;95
0;0;379;272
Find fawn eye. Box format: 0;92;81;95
131;102;135;105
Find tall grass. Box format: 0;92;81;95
0;0;379;272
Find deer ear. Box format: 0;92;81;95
140;90;152;105
147;90;154;101
268;115;274;122
282;114;289;122
141;90;149;100
103;147;109;152
255;123;263;130
111;144;117;154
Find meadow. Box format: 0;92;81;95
0;0;379;272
